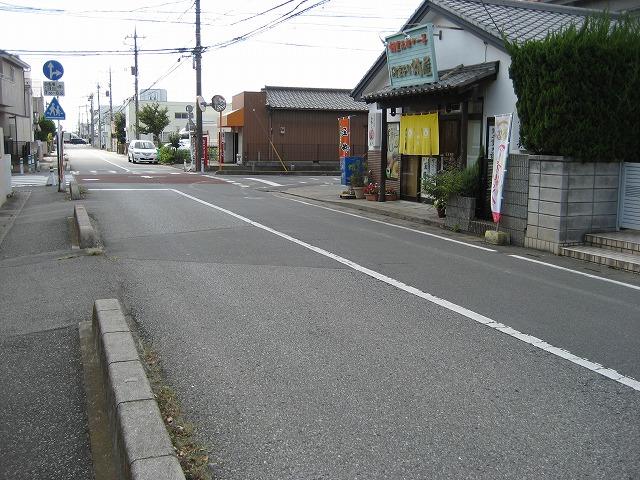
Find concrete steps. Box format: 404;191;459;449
560;231;640;273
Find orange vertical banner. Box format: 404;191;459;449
339;116;351;159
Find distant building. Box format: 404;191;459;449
125;89;224;145
0;50;34;162
220;86;368;165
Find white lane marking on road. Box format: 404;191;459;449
510;254;640;292
244;177;283;187
90;170;97;174
141;175;154;179
168;172;182;175
100;157;130;172
299;181;308;184
89;188;169;191
170;188;640;392
277;196;497;252
83;178;100;181
109;170;117;174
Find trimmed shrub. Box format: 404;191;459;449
158;145;175;165
507;14;640;162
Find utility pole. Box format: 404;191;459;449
195;0;203;173
97;83;102;148
89;94;95;146
85;104;89;140
108;67;114;150
78;106;81;136
126;29;142;140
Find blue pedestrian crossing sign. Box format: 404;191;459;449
43;60;64;80
44;97;66;120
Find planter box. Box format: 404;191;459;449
365;193;378;201
445;195;476;230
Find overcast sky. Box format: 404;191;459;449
1;0;420;131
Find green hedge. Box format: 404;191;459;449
507;14;640;162
158;145;191;165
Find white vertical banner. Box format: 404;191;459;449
367;110;381;150
490;113;513;224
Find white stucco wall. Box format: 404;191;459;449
0;127;12;207
361;11;522;153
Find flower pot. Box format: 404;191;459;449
385;193;397;201
365;193;378;201
352;186;365;199
437;206;446;218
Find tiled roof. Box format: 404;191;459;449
351;0;610;99
430;0;602;44
363;61;499;102
264;86;368;111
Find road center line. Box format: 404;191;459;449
276;195;497;252
509;254;640;291
100;157;130;172
170;188;639;392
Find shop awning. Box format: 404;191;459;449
363;61;499;103
221;108;244;127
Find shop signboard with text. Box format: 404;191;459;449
385;24;438;89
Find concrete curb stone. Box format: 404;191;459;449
93;299;185;480
74;204;97;248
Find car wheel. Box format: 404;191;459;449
128;154;131;163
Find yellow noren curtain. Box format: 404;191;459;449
399;113;439;156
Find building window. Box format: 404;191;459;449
175;112;188;119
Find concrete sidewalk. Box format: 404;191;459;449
267;183;446;228
0;188;118;479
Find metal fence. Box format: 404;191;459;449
246;142;367;163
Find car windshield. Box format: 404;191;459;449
139;141;155;149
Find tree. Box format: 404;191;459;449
35;115;56;142
168;131;181;150
114;111;127;145
137;102;170;144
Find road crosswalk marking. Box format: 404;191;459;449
12;173;74;188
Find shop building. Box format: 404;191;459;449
220;86;367;167
351;0;598;201
351;0;640;257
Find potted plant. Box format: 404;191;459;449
421;171;450;217
385;187;398;201
363;182;379;201
349;162;366;199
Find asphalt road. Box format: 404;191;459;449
69;147;640;479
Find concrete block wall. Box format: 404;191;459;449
525;156;619;254
498;154;529;246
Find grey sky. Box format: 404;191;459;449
1;0;419;130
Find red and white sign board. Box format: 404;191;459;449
490;113;513;224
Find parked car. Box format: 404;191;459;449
178;139;191;151
69;138;88;144
128;140;158;164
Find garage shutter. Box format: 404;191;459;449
620;162;640;230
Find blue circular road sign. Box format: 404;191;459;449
43;60;64;80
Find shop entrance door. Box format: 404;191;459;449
400;156;420;200
440;118;460;163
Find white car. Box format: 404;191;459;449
128;140;158;164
